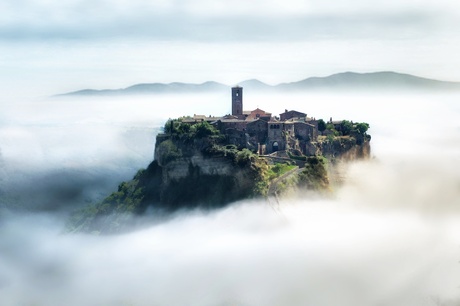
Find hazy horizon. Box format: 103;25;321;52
2;0;460;98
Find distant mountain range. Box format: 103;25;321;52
58;71;460;96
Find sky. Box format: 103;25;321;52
1;0;460;97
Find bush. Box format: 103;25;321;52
355;122;370;134
235;148;254;166
190;121;219;138
164;119;221;141
298;157;329;190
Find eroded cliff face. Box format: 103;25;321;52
317;136;371;160
153;135;266;206
320;138;371;187
67;134;269;233
335;140;371;161
68;128;370;234
159;154;236;185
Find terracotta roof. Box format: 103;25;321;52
282;110;306;115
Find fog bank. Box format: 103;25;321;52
0;92;460;305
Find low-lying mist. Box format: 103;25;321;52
1;92;460;305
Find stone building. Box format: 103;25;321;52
246;119;268;145
183;85;324;155
280;110;307;121
267;121;285;152
224;128;247;148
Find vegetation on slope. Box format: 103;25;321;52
298;157;329;190
67;122;271;233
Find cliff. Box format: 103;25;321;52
67;122;269;233
67;120;370;234
57;71;460;96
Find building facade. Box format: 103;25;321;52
183;86;324;156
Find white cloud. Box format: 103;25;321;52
1;90;460;305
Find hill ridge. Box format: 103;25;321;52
57;71;460;96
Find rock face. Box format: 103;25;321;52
67;133;270;233
151;134;268;209
319;136;371;160
162;156;234;183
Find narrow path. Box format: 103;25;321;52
267;166;300;196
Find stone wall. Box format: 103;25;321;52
161;155;234;185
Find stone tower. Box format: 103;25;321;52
231;86;243;117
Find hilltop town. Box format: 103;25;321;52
169;86;370;159
68;87;371;233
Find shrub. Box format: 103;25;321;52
355;122;370;134
190;121;219;138
235;148;254;166
298;157;329;190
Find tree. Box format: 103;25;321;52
164;119;175;134
317;119;326;134
355;122;369;134
340;120;353;136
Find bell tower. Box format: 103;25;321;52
231;86;243;118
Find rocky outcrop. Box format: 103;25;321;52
67;122;370;234
317;137;371;187
317;136;371;160
67;133;270;233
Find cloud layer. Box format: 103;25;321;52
1;162;460;305
0;92;459;305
